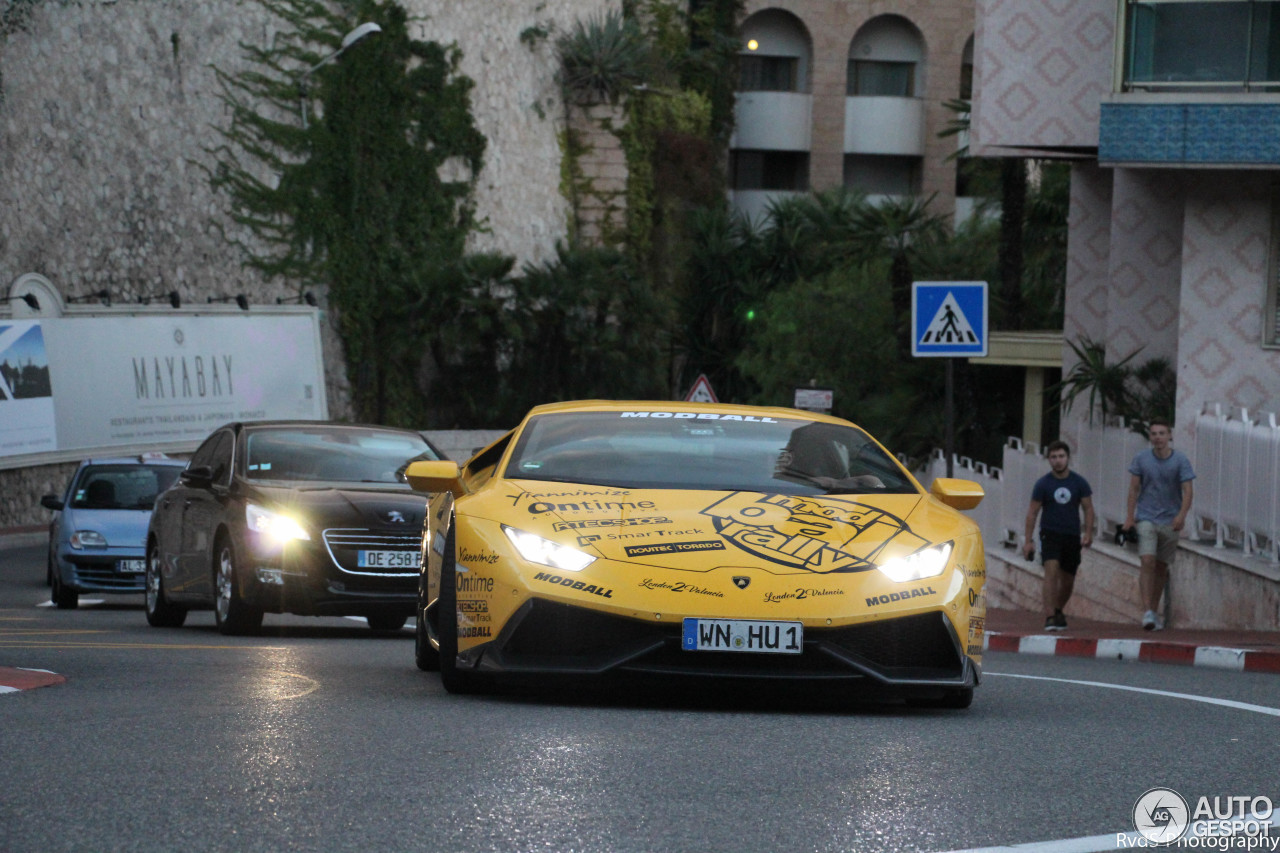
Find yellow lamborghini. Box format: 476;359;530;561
407;400;986;707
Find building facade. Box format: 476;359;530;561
972;0;1280;441
729;0;976;224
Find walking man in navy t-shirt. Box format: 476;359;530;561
1124;418;1195;631
1023;440;1095;632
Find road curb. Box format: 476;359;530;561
0;667;66;695
984;632;1280;675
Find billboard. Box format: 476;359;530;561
0;311;327;468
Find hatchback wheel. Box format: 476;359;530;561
51;568;78;609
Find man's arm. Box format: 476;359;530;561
1124;473;1141;528
1080;495;1095;547
1023;499;1041;559
1173;480;1193;532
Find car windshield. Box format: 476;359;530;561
71;464;182;510
244;426;437;484
504;410;918;494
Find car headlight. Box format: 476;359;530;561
878;542;952;583
246;503;311;543
70;530;108;550
502;525;595;572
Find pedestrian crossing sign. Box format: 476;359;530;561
912;281;988;357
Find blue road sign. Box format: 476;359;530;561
912;281;988;357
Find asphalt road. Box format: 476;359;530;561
2;543;1278;853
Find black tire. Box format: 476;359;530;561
51;567;78;609
213;535;263;636
145;540;187;628
438;527;487;694
367;613;408;632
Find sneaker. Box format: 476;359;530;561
1142;610;1158;630
1044;614;1057;632
1152;613;1165;631
1053;610;1068;631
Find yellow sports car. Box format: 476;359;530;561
407;400;986;707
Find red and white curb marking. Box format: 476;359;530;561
0;666;66;694
984;633;1280;674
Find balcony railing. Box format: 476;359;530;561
921;404;1280;564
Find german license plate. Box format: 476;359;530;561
682;618;803;654
357;550;419;569
117;559;145;574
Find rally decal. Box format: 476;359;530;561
701;492;928;574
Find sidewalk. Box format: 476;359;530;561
985;607;1280;674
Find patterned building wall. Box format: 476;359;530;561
971;0;1113;154
0;0;612;421
1104;170;1184;368
1177;174;1280;439
1060;164;1113;452
742;0;972;213
1064;164;1113;346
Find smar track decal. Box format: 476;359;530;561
700;492;928;574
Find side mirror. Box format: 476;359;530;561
930;477;984;511
40;494;64;511
405;460;464;496
180;465;214;487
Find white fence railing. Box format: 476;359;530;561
920;404;1280;564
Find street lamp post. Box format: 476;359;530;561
298;21;382;129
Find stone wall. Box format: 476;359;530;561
0;0;613;527
986;539;1280;631
0;0;614;415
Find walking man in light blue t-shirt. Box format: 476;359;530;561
1124;418;1195;631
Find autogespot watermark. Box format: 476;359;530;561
1123;788;1278;849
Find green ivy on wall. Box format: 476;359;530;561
203;0;486;426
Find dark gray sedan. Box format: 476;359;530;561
145;421;441;635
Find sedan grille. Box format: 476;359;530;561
322;528;421;576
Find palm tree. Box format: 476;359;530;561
848;195;947;354
940;97;1027;328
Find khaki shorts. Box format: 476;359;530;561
1136;520;1178;563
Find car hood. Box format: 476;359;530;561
477;481;965;576
61;508;152;549
249;482;428;530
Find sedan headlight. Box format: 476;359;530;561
502;525;595;572
70;530;108;550
246;503;311;543
878;543;952;583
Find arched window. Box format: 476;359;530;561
847;15;924;97
739;9;812;93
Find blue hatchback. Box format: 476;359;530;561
42;455;186;608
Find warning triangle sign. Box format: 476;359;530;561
684;374;718;403
920;292;979;345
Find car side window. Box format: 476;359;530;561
188;432;221;471
207;432;234;487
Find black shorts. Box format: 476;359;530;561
1039;530;1083;575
